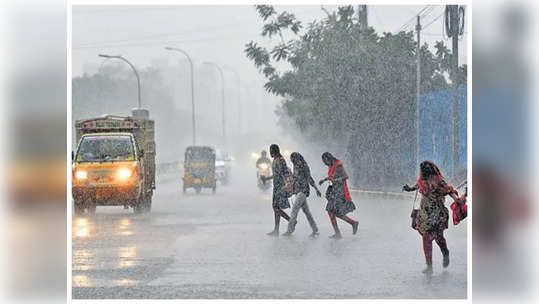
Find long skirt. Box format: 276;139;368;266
326;196;356;217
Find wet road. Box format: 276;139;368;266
72;171;467;299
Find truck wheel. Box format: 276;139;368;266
74;200;85;216
134;202;144;214
87;202;96;215
144;195;152;213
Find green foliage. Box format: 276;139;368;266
245;5;467;190
255;5;276;21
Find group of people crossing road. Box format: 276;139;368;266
260;144;466;274
260;144;358;240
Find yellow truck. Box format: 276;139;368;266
72;110;155;214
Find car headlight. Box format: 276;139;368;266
117;168;132;179
75;170;87;179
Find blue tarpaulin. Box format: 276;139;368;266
419;86;467;176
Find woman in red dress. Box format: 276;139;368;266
403;161;461;274
319;152;359;239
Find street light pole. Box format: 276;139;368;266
165;47;196;145
203;62;226;147
98;54;141;109
223;66;241;136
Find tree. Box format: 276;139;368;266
245;5;466;190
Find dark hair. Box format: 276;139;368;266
321;152;337;166
269;144;280;157
420;160;441;180
290;152;307;169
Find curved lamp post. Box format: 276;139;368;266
203;61;226;146
222;66;241;136
165;47;196;145
98;54;141;109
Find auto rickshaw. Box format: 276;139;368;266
183;146;216;194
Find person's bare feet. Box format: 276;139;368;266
352;221;359;235
443;253;450;268
266;230;279;237
422;264;433;274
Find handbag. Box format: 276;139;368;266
325;185;335;200
451;197;468;225
283;175;294;197
451;186;468;225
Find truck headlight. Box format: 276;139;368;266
118;168;132;180
75;170;87;179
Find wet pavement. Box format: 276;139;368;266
72;171;467;299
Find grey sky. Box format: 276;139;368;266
72;5;468;78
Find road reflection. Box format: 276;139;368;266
74;217;90;238
73;274;91;287
72;214;142;287
117;217;133;236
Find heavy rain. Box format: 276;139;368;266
71;5;468;299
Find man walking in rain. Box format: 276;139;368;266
261;144;291;236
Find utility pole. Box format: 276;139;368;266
358;5;368;30
446;5;463;177
415;15;421;169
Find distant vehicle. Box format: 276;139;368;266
215;149;232;185
256;162;272;191
183;146;216;194
72;110;156;214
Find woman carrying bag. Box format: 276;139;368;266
319;152;359;239
403;160;462;274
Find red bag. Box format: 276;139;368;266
451;196;468;225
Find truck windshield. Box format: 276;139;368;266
76;135;135;162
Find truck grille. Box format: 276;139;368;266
89;169;113;184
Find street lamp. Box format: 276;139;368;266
203;61;226;146
222;66;242;136
98;54;141;109
165;47;196;145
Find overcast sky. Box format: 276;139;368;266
72;5;468;78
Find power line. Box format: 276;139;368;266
73;35;250;50
423;11;445;30
397;5;431;32
74;6;324;48
420;6;435;20
75;22;251;48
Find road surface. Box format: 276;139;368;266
72;169;467;299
